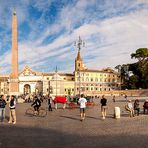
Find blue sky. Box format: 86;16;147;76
0;0;148;74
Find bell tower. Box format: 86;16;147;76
75;49;83;71
9;9;19;95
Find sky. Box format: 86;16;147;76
0;0;148;74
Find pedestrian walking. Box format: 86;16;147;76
112;95;116;102
0;95;7;122
48;96;53;111
124;94;127;102
8;95;16;124
78;94;87;121
100;95;107;119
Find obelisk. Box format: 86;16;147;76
9;9;19;95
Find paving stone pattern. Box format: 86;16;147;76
0;96;148;148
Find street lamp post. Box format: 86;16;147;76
55;66;58;97
123;65;129;89
115;65;122;90
74;36;85;97
78;71;81;97
118;65;122;90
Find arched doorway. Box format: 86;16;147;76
24;84;31;95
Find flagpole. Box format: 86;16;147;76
55;66;58;97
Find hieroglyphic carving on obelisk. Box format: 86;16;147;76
9;10;19;95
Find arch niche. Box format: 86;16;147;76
24;84;31;95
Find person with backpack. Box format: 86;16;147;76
8;95;16;124
0;95;7;122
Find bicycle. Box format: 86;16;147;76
25;107;47;117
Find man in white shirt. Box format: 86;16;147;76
78;94;87;121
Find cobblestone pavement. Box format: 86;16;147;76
0;96;148;148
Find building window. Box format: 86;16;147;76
86;87;89;90
95;78;98;82
91;78;93;81
91;88;93;91
100;78;102;82
86;73;89;76
112;79;115;82
100;88;102;91
65;89;67;92
47;77;49;80
95;88;98;91
86;77;89;81
104;88;106;91
81;73;84;76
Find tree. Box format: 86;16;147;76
130;48;148;88
115;48;148;89
115;64;130;89
131;48;148;62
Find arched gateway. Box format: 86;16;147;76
24;84;31;95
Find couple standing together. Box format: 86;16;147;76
0;95;16;124
78;95;107;121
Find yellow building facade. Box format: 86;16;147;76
74;49;120;97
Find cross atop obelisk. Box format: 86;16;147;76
9;9;19;95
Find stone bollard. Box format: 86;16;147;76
114;107;120;119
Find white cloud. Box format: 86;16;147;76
1;0;148;74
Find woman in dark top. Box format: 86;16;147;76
100;95;107;119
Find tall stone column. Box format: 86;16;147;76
9;10;19;95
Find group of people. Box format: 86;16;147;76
0;94;45;124
0;95;16;124
1;93;148;123
126;99;148;117
78;94;148;121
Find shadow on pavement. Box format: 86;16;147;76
0;125;148;148
60;115;80;121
